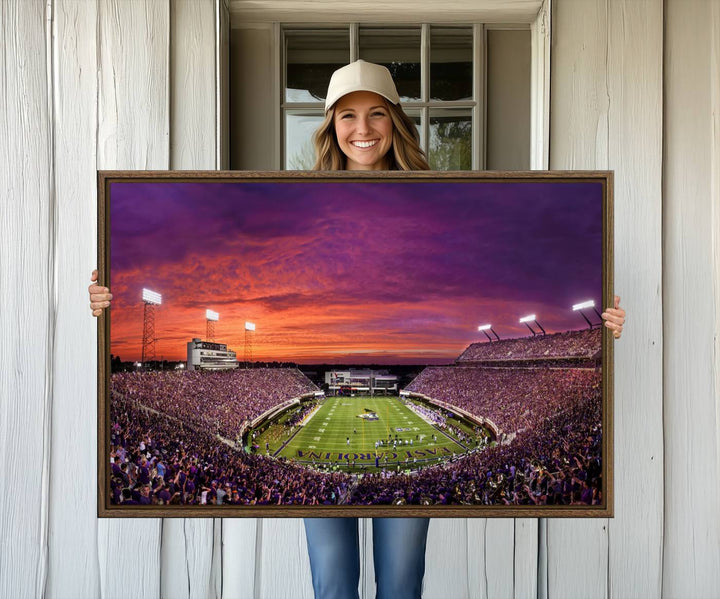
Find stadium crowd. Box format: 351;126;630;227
405;366;601;434
110;394;352;506
109;348;604;507
457;328;601;363
111;368;318;440
349;390;602;506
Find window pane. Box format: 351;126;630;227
286;30;349;103
430;27;473;101
402;109;423;149
359;27;421;102
285;112;324;169
429;109;472;170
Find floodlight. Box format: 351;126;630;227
142;288;162;305
245;322;256;331
478;323;499;342
206;309;219;321
520;313;545;336
573;299;602;329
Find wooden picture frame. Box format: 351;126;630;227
97;170;613;518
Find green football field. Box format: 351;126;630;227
263;396;469;473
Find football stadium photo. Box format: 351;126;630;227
104;174;607;511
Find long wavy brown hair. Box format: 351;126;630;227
312;99;430;171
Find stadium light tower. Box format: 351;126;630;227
141;288;162;366
519;313;546;336
478;324;500;342
206;309;219;342
572;299;603;329
244;321;255;368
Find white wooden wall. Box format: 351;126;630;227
549;1;664;596
1;0;718;597
663;1;720;596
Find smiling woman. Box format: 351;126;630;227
311;60;430;172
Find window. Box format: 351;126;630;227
229;23;531;171
283;25;479;170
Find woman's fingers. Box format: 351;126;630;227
601;309;624;325
89;270;112;316
601;296;625;340
89;287;112;301
601;312;624;338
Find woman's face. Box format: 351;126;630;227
333;91;394;170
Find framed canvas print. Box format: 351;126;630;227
97;171;613;518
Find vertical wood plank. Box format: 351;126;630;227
547;522;608;599
466;520;486;599
663;1;720;596
96;0;170;170
161;2;219;598
222;519;258;599
547;2;609;595
419;519;470;599
484;520;517;598
256;518;314;599
209;519;223;599
170;0;216;170
513;518;538;599
160;520;217;599
454;519;528;599
536;519;547;599
606;1;664;597
96;1;169;596
0;1;52;598
550;0;609;169
47;0;102;596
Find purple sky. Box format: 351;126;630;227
110;179;604;363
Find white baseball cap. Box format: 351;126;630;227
324;60;400;112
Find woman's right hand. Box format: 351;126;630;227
89;269;112;316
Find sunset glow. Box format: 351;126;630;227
109;180;603;363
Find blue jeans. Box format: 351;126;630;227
303;517;430;599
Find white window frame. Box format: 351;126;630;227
282;23;487;170
231;0;551;171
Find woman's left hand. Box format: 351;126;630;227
601;295;626;339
